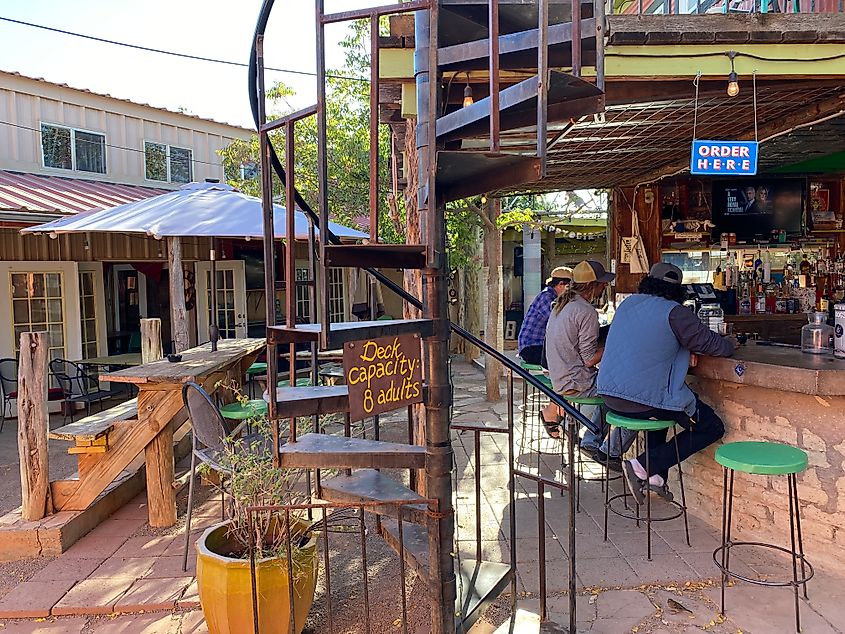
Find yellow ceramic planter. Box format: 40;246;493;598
196;519;318;634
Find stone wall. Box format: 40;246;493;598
678;377;845;576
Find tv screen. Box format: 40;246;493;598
712;178;805;240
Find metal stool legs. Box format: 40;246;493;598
603;426;689;561
718;467;812;632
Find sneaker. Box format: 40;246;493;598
622;460;646;505
589;449;623;473
645;482;674;502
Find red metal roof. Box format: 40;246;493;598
0;171;169;217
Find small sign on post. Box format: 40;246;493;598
690;140;758;176
343;334;424;422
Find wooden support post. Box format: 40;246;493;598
17;331;50;521
483;198;502;401
167;237;190;353
140;389;178;528
140;318;164;364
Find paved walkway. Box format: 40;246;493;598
0;360;841;632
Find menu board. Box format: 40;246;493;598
343;334;423;422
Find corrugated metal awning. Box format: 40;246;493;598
0;170;169;217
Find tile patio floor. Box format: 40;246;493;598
0;359;841;633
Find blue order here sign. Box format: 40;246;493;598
690;140;758;176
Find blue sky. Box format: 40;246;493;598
0;0;381;128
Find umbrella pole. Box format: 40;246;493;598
209;237;219;352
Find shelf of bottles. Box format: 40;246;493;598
665;243;844;322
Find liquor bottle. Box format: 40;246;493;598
713;265;725;291
775;284;787;314
763;250;772;284
739;282;752;316
755;283;767;314
765;282;777;314
754;250;763;282
800;253;812;276
725;253;735;288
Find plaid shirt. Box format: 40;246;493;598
518;286;557;351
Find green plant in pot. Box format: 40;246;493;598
195;405;319;634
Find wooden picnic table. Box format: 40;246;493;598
96;337;265;527
74;353;143;367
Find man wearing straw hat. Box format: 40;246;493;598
517;266;573;367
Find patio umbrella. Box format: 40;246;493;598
21;181;368;240
21;181;366;353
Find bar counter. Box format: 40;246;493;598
683;345;845;574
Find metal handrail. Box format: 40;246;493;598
248;0;593;431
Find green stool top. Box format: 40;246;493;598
715;441;808;475
520;361;544;373
246;362;267;375
220;399;269;420
606;411;675;432
536;375;553;389
276;378;313;387
565;395;604;406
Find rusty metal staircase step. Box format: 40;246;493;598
324;244;427;269
379;518;514;632
437;151;540;202
270;385;349;418
278;433;426;469
436;71;603;143
320;469;429;524
439;18;596;72
379;518;431;582
267;319;435;349
438;0;592;48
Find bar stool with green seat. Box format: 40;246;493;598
219;399;269;424
245;362;267;399
603;411;690;560
713;441;813;632
519;360;546;423
562;394;605;512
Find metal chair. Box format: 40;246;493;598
49;359;111;423
0;358;17;433
181;381;269;572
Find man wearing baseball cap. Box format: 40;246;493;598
542;260;614;446
597;262;734;503
517;265;573;367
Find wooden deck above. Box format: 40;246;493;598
608;13;845;45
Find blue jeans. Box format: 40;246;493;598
563;385;608;452
564;385;637;456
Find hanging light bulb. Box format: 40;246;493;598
726;51;739;97
727;71;740;97
462;81;474;108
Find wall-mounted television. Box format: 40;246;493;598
711;178;805;241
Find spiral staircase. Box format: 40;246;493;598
249;1;606;631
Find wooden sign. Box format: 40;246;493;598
343;333;423;422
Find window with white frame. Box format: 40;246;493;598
144;142;193;183
10;272;66;360
327;268;346;323
295;267;311;321
41;124;106;174
293;267;345;323
78;271;98;359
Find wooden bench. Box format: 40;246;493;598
49;398;137;455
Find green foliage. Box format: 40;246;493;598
445;200;482;269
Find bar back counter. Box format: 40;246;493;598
687;345;845;574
